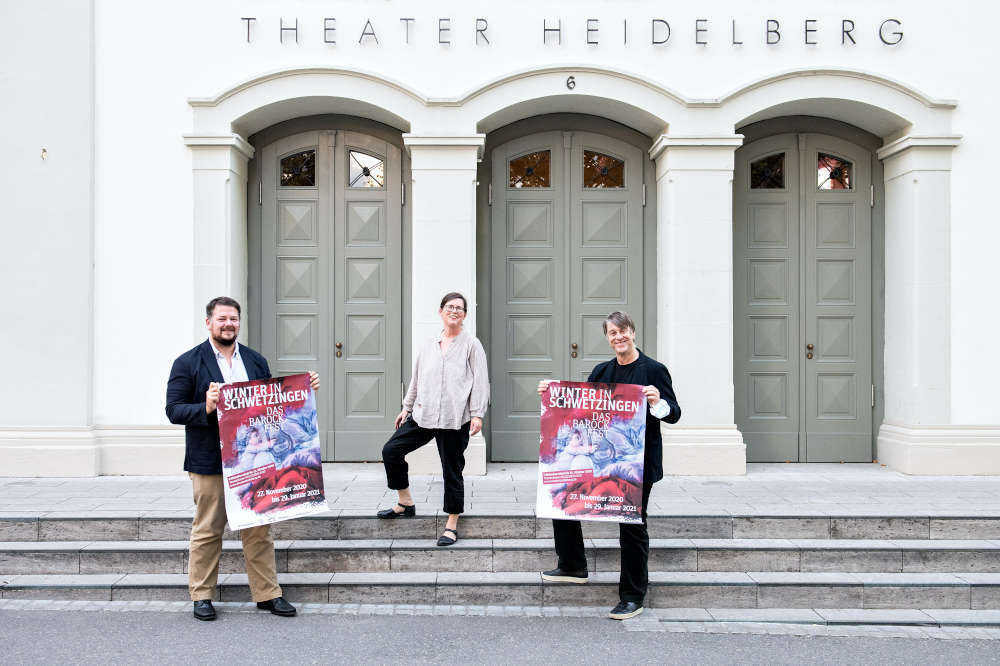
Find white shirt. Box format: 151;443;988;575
209;338;249;384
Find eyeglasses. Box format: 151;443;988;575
443;305;466;313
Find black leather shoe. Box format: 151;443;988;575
257;596;297;617
541;567;589;584
376;503;416;519
193;600;216;621
608;600;643;620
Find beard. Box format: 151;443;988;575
212;329;238;348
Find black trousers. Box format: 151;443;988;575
381;417;471;515
552;482;654;603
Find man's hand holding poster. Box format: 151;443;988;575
216;373;329;529
536;381;646;524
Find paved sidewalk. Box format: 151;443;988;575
4;463;1000;517
2;599;1000;640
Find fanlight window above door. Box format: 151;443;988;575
349;151;385;188
583;150;625;188
750;153;784;189
509;150;551;188
279;149;316;187
817;153;852;190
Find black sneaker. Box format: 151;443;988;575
541;567;588;584
608;600;643;620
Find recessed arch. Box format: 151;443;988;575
716;67;956;139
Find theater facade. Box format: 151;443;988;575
3;2;999;476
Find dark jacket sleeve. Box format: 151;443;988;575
650;361;681;425
165;355;209;426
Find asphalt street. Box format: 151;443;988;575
3;609;999;665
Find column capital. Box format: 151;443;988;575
183;133;254;160
402;134;486;160
876;134;962;161
648;134;744;162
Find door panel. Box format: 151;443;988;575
261;130;401;461
491;133;566;460
490;131;645;460
802;134;872;462
734;135;801;461
734;133;873;462
333;132;402;460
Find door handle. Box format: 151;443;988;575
806;343;814;350
571;343;578;349
571;352;578;358
335;342;343;358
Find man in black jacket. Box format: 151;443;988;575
538;311;680;620
166;296;319;621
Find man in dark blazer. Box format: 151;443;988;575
166;296;319;621
538;311;680;620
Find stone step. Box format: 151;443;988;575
3;571;1000;609
5;513;1000;542
6;538;1000;576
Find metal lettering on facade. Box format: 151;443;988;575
238;17;904;47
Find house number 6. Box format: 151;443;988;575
566;76;576;90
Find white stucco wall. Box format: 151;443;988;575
2;0;999;474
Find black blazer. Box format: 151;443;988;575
587;350;681;485
165;340;271;475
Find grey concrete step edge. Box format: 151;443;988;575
2;572;1000;610
7;515;1000;541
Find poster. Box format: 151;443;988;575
536;381;646;524
216;373;328;529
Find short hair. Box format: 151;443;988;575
206;296;242;318
602;311;636;335
439;291;467;311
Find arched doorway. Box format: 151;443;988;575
482;120;653;461
249;121;407;461
733;124;881;462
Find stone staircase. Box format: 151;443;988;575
4;513;1000;609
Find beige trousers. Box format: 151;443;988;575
188;472;282;602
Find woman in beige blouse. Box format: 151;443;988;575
377;292;490;546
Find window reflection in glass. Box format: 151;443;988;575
583;150;625;188
750;153;784;189
280;150;316;187
349;151;385;188
817;153;852;190
509;151;551;188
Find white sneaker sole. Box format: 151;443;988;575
609;606;644;620
540;573;589;584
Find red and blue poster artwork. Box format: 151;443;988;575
536;381;646;524
216;373;328;530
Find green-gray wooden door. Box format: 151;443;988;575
734;133;872;462
261;130;402;460
491;131;645;461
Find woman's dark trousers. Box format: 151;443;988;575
551;482;654;603
382;418;471;515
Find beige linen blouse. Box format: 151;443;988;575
402;329;490;430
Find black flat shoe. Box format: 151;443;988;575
608;600;643;620
257;596;297;617
193;599;216;621
376;503;416;519
437;527;458;546
541;567;589;584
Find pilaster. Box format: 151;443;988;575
650;135;747;475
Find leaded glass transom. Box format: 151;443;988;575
509;151;551;188
583;150;625;188
280;150;316;187
349;151;385;188
750;153;784;189
817;153;852;190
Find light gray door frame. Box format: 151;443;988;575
489;129;645;461
258;129;402;461
734;130;874;462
